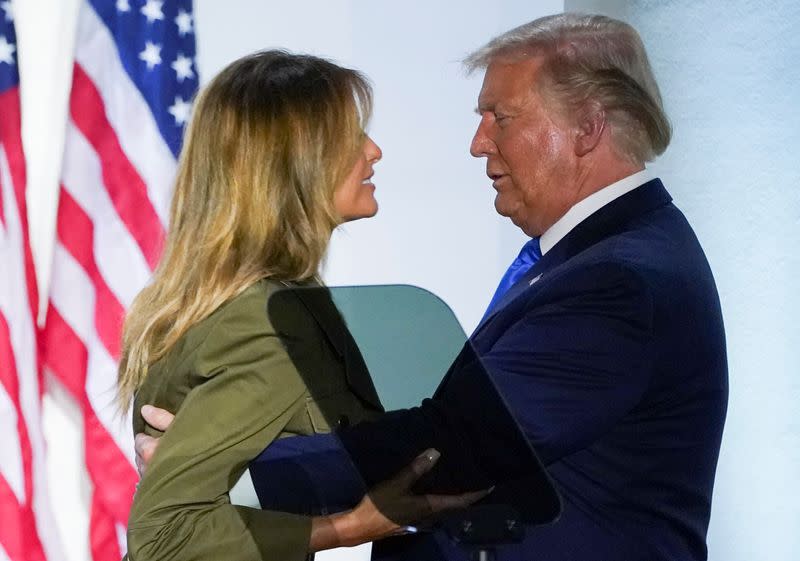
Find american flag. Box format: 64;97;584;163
39;1;198;559
0;2;63;560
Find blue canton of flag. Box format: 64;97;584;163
90;0;199;157
0;0;19;92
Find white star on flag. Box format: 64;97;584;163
141;0;164;24
168;96;192;125
0;35;15;65
139;41;162;69
171;54;195;82
1;0;13;22
175;9;194;36
116;0;131;13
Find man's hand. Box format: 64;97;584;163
134;405;175;477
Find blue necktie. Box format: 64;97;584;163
482;237;542;320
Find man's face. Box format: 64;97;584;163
470;56;577;237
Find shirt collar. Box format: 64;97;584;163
539;168;655;255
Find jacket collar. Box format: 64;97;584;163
287;285;384;411
477;178;672;332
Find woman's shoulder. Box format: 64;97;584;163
142;281;271;373
207;278;313;332
132;279;304;431
181;279;321;371
146;278;321;382
175;280;275;353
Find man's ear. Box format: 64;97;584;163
574;102;606;157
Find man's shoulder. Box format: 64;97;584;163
527;207;706;301
532;259;655;315
573;200;707;278
526;204;719;326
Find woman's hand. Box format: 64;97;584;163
311;449;493;551
138;405;493;551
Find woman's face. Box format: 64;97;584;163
334;135;382;222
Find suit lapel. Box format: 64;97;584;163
475;179;672;335
289;285;384;411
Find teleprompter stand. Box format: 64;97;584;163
443;504;525;561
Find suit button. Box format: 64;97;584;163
337;415;350;429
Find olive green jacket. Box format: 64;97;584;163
125;279;383;561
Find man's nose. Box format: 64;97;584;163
470;121;494;158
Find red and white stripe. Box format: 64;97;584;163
40;4;177;559
0;85;63;561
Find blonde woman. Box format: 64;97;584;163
119;51;481;561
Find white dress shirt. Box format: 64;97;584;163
539;168;656;255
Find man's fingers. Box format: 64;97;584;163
134;433;158;467
134;405;171;477
141;404;175;431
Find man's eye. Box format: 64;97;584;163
495;114;510;124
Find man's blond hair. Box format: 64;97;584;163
465;13;671;164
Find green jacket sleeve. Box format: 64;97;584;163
126;289;313;561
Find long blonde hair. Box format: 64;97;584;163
117;50;372;412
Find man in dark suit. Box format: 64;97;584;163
424;14;728;558
136;13;728;561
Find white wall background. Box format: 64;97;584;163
13;1;561;560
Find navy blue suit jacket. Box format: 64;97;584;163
252;179;728;561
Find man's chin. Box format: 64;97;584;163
495;204;539;237
495;201;522;225
494;198;514;219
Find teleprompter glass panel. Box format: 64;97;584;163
328;285;467;411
